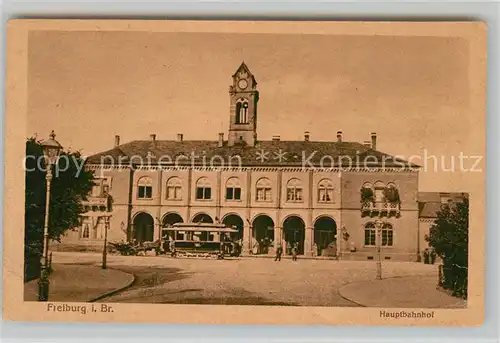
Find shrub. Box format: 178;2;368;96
360;187;374;203
426;195;469;299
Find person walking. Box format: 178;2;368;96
291;243;298;262
169;239;176;258
275;244;283;262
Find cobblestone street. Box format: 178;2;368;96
47;252;458;307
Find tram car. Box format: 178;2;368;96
162;223;240;259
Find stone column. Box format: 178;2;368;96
153;218;160;242
242;224;252;255
270;226;282;256
304;227;314;256
336;232;341;258
155;168;163;240
274;226;283;247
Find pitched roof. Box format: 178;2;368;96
85;139;418;168
418;202;444;218
418;192;468;218
232;61;257;85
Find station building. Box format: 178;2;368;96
56;62;448;261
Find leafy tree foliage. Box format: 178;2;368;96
24;137;94;281
426;195;469;298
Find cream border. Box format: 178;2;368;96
3;19;486;326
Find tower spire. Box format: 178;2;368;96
228;62;259;146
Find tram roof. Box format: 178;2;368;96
164;222;239;232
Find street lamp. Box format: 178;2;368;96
375;219;383;280
102;215;110;269
101;190;112;269
38;130;62;301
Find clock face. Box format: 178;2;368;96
238;79;248;89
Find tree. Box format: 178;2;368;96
426;195;469;298
24;137;94;281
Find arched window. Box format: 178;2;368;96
235;99;249;124
374;181;385;203
364;222;394;247
381;223;394;247
256;177;272;202
364;222;376;246
362;182;373;189
226;177;242;200
166;177;182;200
286;178;303;202
384;182;400;204
318;178;334;203
195;177;212;200
137;176;153;199
360;182;374;204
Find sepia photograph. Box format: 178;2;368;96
4;19;486;325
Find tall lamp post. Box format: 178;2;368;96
102;215;110;269
102;191;112;269
38;130;62;301
375;219;383;280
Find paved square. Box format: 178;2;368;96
52;252;439;306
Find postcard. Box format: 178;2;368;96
4;19;486;326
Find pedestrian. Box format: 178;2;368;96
275;244;283;262
291;244;298;262
169;240;176;257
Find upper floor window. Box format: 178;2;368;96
137;176;153;199
196;177;212;200
360;182;374;204
256;177;272;202
286;178;303;202
166;177;182;200
91;180;102;197
91;177;111;197
374;181;385;202
236;99;249;124
226;177;242;200
384;183;400;204
318;178;334;203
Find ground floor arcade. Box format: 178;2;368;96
131;211;338;257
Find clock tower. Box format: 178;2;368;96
228;62;259;146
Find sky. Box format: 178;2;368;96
26;30;482;191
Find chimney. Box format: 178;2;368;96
272;135;280;142
150;134;156;142
336;131;343;142
177;133;183;142
304;131;310;142
114;135;120;147
371;132;377;150
218;132;224;147
363;140;371;147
